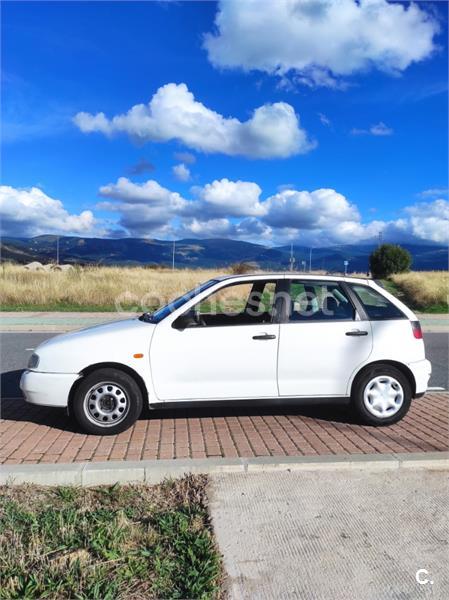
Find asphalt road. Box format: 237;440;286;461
0;331;447;399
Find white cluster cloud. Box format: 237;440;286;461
193;178;265;217
74;83;314;159
351;122;393;136
97;177;190;235
404;199;449;243
2;181;447;246
262;188;359;229
0;185;97;237
172;163;191;182
96;177;449;246
204;0;439;87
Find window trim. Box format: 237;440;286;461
341;282;369;321
283;279;359;324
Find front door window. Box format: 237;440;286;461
181;280;278;327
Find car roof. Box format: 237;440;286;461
217;272;372;285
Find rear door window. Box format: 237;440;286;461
350;284;406;320
288;281;355;321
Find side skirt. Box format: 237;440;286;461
149;396;351;411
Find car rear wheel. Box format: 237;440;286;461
351;365;412;426
72;368;143;435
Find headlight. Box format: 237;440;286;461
28;353;40;369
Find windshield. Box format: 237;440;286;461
142;279;219;324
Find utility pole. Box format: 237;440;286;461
309;247;313;272
289;243;295;272
172;240;176;271
378;231;383;247
56;236;59;265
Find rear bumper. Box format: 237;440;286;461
408;359;432;396
20;370;80;408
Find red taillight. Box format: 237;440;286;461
411;321;423;339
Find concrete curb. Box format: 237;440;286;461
1;452;448;487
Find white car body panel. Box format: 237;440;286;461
150;322;279;400
21;318;157;402
407;359;432;394
20;370;80;407
278;320;373;397
19;273;432;412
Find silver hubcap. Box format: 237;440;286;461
363;375;404;418
83;381;129;427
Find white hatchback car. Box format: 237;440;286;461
21;274;431;435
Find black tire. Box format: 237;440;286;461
351;364;412;426
72;368;143;435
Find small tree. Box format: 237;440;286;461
369;244;412;278
229;261;257;274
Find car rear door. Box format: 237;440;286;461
277;279;373;397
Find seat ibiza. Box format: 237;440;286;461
21;274;431;435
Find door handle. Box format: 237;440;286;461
253;333;276;340
345;330;368;336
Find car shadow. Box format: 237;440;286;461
1;369;357;432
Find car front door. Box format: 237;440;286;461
150;278;282;401
277;280;373;397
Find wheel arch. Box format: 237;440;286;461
350;360;416;398
68;362;149;415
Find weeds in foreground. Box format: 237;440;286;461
0;475;223;599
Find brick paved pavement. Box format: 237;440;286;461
1;393;447;465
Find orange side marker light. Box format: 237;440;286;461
133;353;144;359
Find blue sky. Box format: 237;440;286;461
2;0;448;246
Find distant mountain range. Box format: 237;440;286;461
1;235;447;272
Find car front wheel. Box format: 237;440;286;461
72;367;143;435
351;365;412;426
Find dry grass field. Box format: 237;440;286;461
390;271;448;311
0;264;227;311
0;263;447;311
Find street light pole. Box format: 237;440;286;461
172;240;176;271
309;247;313;272
56;236;59;265
289;243;295;272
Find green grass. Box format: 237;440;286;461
0;476;223;599
412;303;449;314
380;278;402;298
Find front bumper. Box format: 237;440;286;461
408;359;432;396
20;370;80;408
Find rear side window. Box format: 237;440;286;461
288;281;355;321
350;285;406;320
